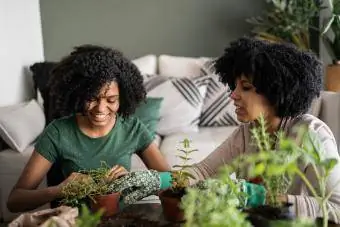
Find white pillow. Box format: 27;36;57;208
132;55;157;75
0;100;46;152
144;74;207;136
158;55;210;78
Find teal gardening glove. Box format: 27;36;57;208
108;170;172;204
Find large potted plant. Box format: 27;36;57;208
246;0;323;51
322;0;340;92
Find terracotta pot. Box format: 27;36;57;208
159;189;184;222
326;64;340;92
90;192;120;217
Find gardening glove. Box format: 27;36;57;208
108;170;172;204
195;179;266;208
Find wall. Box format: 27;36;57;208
40;0;265;60
0;0;44;106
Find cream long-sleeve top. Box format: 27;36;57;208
188;114;340;223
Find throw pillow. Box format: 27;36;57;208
198;65;240;127
132;55;157;75
158;55;209;78
0;100;46;152
133;97;163;136
144;74;207;136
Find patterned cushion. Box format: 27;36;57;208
144;74;207;136
198;65;240;127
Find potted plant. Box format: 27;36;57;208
158;138;196;222
322;0;340;92
246;0;323;51
60;162;121;217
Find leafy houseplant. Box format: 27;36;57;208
322;0;340;91
60;162;121;217
246;0;323;50
159;138;196;222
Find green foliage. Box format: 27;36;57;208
322;0;340;62
171;138;197;193
181;168;251;227
247;0;323;50
75;204;103;227
60;162;116;207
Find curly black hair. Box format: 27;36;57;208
48;44;145;120
214;37;323;118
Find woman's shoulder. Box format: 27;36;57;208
290;114;336;144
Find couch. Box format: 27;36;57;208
1;54;340;222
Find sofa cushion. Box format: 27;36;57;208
133;97;163;136
144;75;207;136
160;126;238;167
198;63;240;127
0;100;46;153
158;55;208;78
0;146;49;221
132;55;157;75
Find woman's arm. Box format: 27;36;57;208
139;142;171;171
188;127;243;184
7;150;60;212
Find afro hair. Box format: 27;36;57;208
214;37;324;118
48;44;146;120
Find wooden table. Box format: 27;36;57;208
98;203;340;227
99;203;181;227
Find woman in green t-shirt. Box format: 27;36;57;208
7;45;170;212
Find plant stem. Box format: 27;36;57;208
295;168;319;199
322;201;328;227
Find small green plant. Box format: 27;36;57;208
75;204;103;227
181;167;251;227
60;161;117;206
170;138;197;195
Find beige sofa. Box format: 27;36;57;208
1;55;340;222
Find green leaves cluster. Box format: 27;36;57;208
247;0;323;50
181;168;251;227
75;204;103;227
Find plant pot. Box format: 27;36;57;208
89;192;120;217
326;64;340;92
159;189;185;222
244;203;295;227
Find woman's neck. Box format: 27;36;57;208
76;114;117;138
255;115;283;134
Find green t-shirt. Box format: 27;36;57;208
35;115;153;178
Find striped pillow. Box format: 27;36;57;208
198;67;240;127
144;74;208;136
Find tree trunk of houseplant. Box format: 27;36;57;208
159;189;185;222
326;63;340;92
90;192;120;217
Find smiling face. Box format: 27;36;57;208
85;81;120;128
230;74;276;123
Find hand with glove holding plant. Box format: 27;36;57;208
108;169;267;208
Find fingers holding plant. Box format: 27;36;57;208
105;165;129;182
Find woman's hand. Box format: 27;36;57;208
106;165;129;182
